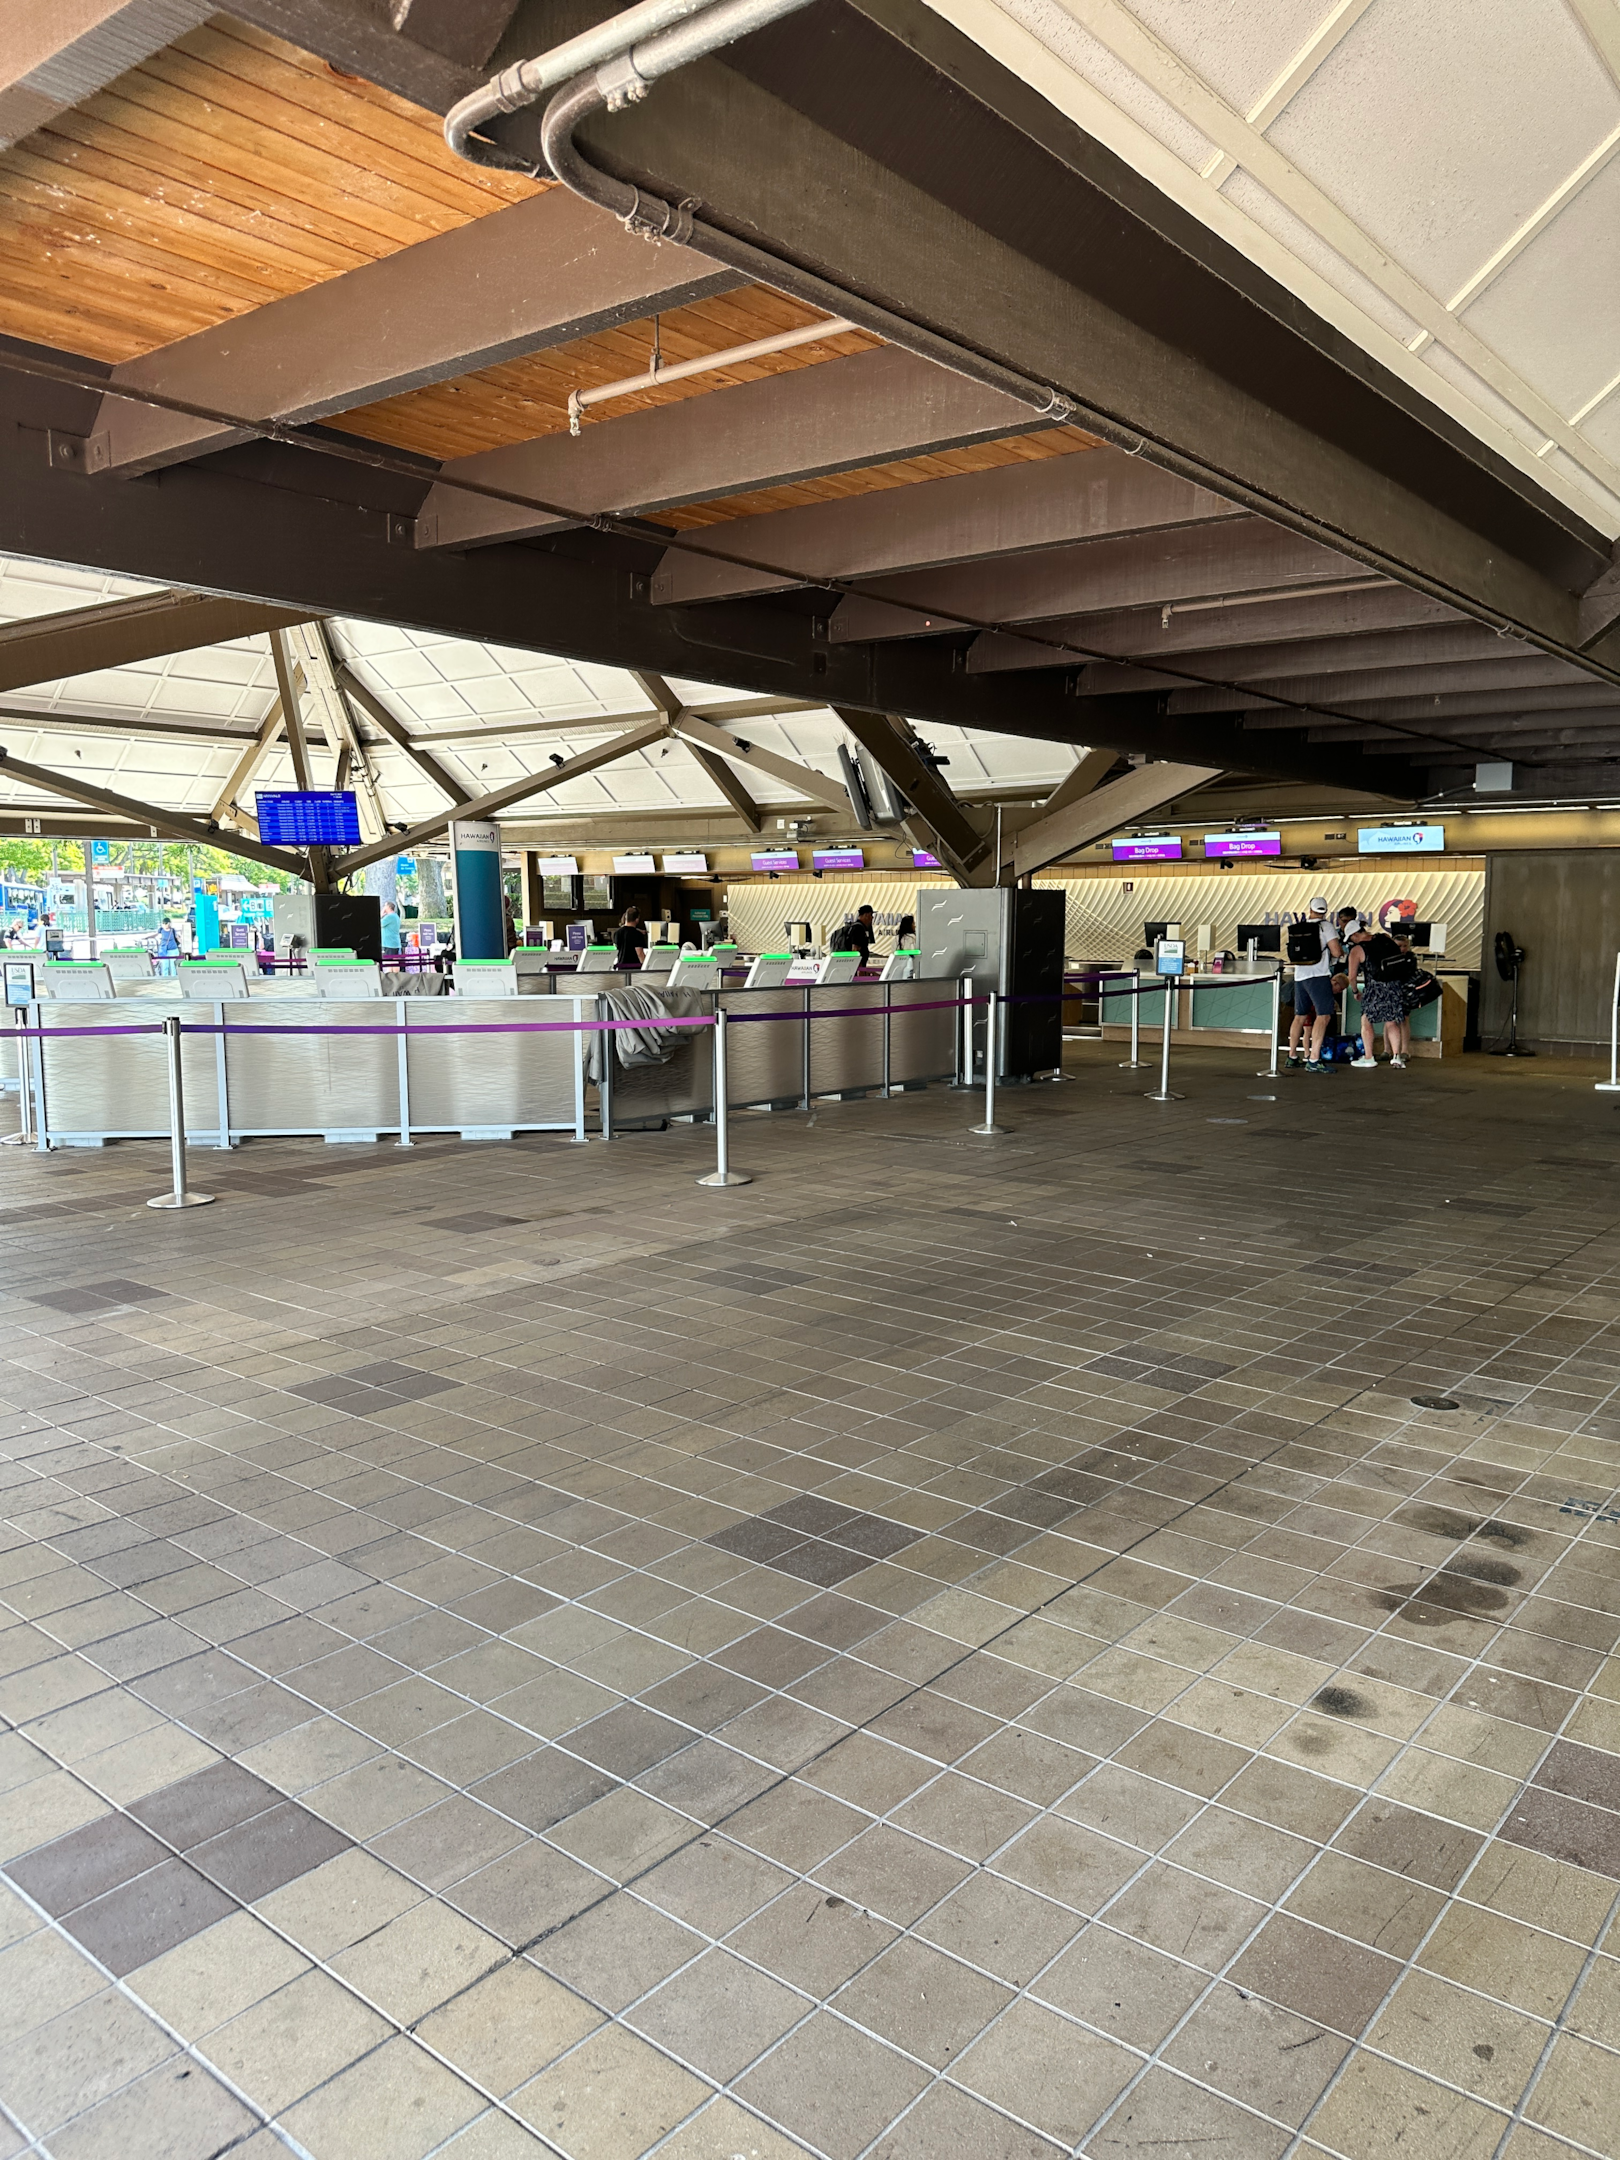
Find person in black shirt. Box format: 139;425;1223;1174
836;905;877;969
613;906;649;969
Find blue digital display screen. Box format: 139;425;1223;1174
255;791;362;845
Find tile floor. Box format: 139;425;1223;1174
1;1046;1619;2158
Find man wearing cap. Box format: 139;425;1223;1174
1285;897;1343;1074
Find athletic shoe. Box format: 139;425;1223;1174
1353;1054;1378;1068
1305;1061;1326;1074
1390;1055;1407;1068
1286;1054;1305;1069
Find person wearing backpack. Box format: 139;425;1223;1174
1284;898;1343;1073
1348;922;1417;1067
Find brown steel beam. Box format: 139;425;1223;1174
686;744;762;831
833;707;988;879
335;667;470;805
415;347;1040;550
829;520;1362;643
267;630;311;792
0;1;210;149
1165;653;1591;717
1037;747;1120;818
93;191;742;476
209;701;285;834
666;711;851;813
0;746;305;875
1008;762;1223;880
650;444;1238;604
964;585;1452;671
331;718;669;878
0;589;314;694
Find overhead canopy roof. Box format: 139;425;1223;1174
0;0;1613;836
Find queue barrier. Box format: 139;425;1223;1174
1600;953;1620;1093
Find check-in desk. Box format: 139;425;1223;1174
601;978;958;1130
1098;970;1281;1048
17;985;592;1147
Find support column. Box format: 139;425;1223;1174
448;819;504;959
521;849;542;935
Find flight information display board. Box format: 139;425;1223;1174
255;791;362;845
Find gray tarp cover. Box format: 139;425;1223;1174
584;986;699;1080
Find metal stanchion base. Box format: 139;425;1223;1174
147;1191;215;1209
697;1168;753;1187
1143;1091;1184;1103
1117;1060;1148;1070
969;1121;1010;1136
1596;1083;1620;1092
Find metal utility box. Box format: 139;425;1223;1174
916;887;1064;1078
272;892;383;963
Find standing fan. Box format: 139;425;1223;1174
1490;929;1534;1057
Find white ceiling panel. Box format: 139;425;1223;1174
923;0;1620;537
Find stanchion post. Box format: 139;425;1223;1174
2;1009;30;1147
148;1015;214;1209
950;973;975;1088
970;990;1009;1135
698;1009;752;1187
1598;952;1620;1092
1145;976;1183;1103
1257;969;1282;1079
1119;968;1145;1069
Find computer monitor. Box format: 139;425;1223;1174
1235;923;1281;953
1401;921;1432;946
1143;919;1181;944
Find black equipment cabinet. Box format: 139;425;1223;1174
1004;888;1065;1078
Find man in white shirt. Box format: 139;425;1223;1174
1286;897;1343;1074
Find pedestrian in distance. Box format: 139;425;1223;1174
1285;897;1343;1074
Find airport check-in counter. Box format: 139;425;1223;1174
1098;969;1281;1048
4;958;956;1145
11;969;593;1145
600;977;959;1130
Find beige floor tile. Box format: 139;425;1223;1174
545;1789;695;1880
509;2024;712;2160
415;1959;603;2094
1374;1749;1523;1832
1522;2031;1620;2150
0;1930;106;2047
330;1899;509;2024
952;1998;1137;2145
1286;1851;1446;1960
1463;1841;1618;1948
0;1986;172;2132
1366;1969;1549;2108
651;2093;814;2159
75;1725;220;1804
127;1908;310;2038
1310;2052;1509;2160
203;1967;391;2113
255;1848;423;1957
734;2010;930;2160
1419;1905;1589;2020
282;2034;486;2159
237;1716;383;1795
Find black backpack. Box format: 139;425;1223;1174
1364;933;1417;985
1286;920;1326;964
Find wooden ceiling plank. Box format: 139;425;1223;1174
135;35;523;217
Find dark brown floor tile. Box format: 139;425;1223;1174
717;1626;834;1687
1535;1739;1620;1812
1229;1912;1401;2036
190;1800;349;1901
128;1761;281;1850
6;1811;166;1916
65;1856;236;1975
1501;1787;1620;1879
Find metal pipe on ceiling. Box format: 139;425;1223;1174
566;315;857;434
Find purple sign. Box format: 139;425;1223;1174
812;848;865;870
750;850;800;872
1204;830;1281;859
1111;835;1182;862
912;849;942;869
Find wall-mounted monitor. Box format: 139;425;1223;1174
812;848;864;870
1112;835;1182;862
662;852;708;873
535;856;579;876
1357;824;1445;854
912;849;942;869
255;791;361;846
751;850;800;872
612;854;656;874
1204;830;1281;859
